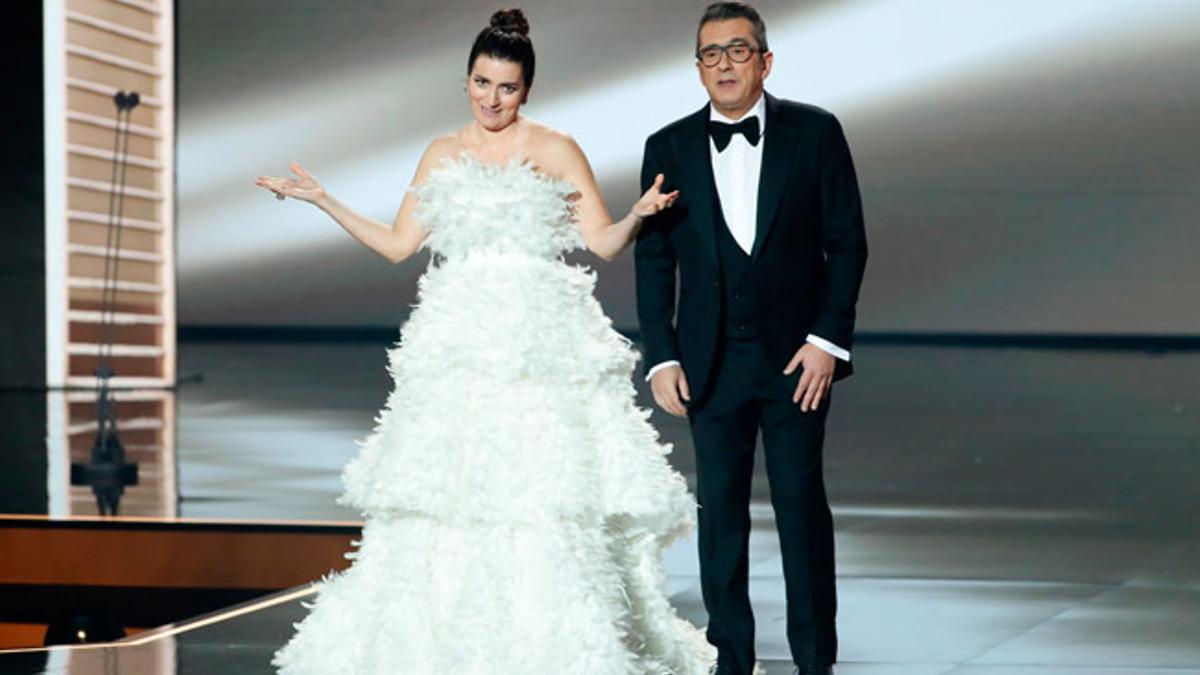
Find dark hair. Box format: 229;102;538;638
697;2;769;53
467;8;535;89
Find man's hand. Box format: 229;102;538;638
783;343;835;412
650;364;690;417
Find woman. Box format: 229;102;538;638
256;9;714;674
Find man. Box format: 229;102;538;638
635;3;868;674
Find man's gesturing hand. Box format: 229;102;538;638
784;343;835;412
650;364;690;417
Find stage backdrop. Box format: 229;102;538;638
176;0;1200;335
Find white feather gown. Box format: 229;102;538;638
271;153;717;674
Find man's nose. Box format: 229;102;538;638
718;51;734;70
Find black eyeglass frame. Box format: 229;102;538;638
695;41;763;68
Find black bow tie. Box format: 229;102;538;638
708;116;761;152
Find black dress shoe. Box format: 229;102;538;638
792;666;833;675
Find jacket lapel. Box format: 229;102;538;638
752;93;797;260
670;105;719;269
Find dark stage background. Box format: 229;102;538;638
175;0;1200;336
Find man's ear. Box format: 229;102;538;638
761;51;774;81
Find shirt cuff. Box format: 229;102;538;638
645;360;681;382
806;334;851;362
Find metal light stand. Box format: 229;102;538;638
70;90;142;515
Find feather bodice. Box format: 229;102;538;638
413;153;584;260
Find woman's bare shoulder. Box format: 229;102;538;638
410;131;471;182
524;118;576;149
523;119;586;175
425;130;468;163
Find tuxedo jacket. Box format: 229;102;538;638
634;93;868;402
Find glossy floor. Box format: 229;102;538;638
3;341;1198;673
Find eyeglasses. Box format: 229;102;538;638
695;42;760;68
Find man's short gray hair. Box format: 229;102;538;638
697;2;769;53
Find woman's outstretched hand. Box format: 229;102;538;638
255;162;326;204
632;173;680;218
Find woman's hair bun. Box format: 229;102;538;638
489;8;529;37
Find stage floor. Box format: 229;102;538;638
4;513;1199;675
3;341;1199;673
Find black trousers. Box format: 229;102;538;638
687;335;837;671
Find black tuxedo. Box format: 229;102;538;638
636;93;866;402
635;93;867;671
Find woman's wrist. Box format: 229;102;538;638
312;192;334;212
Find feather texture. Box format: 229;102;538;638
273;153;728;674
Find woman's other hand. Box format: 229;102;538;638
631;173;679;218
255;162;327;204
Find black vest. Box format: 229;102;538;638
714;201;759;338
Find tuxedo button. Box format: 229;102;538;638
713;280;720;288
732;292;740;300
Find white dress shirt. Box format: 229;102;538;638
711;95;765;255
645;95;850;382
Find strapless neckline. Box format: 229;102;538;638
435;150;576;194
412;147;585;260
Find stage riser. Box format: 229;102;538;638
0;523;357;589
0;518;359;649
